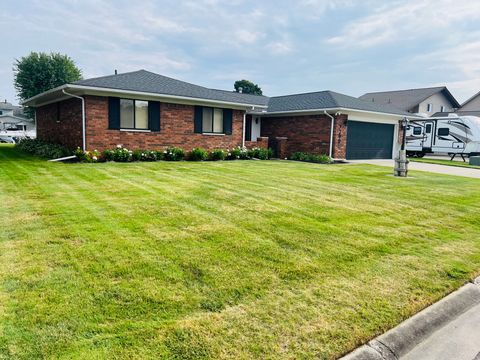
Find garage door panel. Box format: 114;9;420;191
346;121;394;160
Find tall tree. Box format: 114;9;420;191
14;52;82;117
234;80;263;95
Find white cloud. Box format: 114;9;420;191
412;36;480;102
327;0;480;48
267;41;293;54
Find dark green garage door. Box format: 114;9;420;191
346;121;394;160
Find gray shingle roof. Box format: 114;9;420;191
74;70;269;107
433;110;480;117
359;87;460;112
70;70;411;116
266;90;411;115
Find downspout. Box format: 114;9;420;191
324;110;335;158
62;89;86;151
242;111;247;148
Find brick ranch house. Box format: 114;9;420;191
23;70;416;160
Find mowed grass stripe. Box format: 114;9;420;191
0;144;479;359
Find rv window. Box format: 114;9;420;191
413;127;422;135
438;128;449;136
425;124;432;133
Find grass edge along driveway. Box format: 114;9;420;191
0;144;479;359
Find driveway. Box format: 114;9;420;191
350;159;480;179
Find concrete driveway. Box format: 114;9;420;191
349;159;480;179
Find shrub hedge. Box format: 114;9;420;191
290;152;332;164
72;145;275;163
16;138;72;159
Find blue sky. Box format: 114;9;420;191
2;0;480;105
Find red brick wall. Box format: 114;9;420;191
85;96;245;151
261;114;348;158
332;114;348;159
245;136;269;149
36;98;83;149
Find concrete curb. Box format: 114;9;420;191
341;278;480;359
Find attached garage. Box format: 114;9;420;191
346;120;394;160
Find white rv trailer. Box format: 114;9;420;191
406;115;480;158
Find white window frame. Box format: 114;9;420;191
427;103;433;112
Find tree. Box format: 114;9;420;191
14;52;82;117
234;79;263;95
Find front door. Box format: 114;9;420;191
422;121;434;150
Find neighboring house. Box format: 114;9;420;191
359;87;460;117
432;90;480;117
24;70;416;160
0;100;36;141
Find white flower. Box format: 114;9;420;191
116;144;122;148
92;156;97;160
164;150;167;153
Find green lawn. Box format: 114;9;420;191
1;144;480;359
410;157;480;169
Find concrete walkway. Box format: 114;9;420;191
403;302;480;360
349;159;480;179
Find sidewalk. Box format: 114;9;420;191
341;278;480;360
403;302;480;360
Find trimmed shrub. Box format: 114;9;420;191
247;147;272;160
163;147;185;161
132;150;143;162
16;138;72;159
141;150;159;161
209;149;226;161
74;147;104;163
290;152;332;164
290;152;309;161
188;147;208;161
228;146;249;160
104;145;133;162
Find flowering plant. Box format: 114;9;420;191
75;147;104;163
163;147;185;161
228;146;249;160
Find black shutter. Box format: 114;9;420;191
245;117;252;141
194;106;203;133
223;109;233;135
148;101;161;132
108;97;120;129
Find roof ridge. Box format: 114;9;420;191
73;69;146;84
270;90;331;99
362;86;446;96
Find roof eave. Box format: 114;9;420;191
23;84;268;109
261;107;420;118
